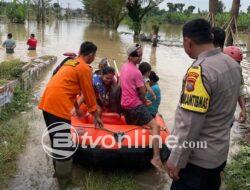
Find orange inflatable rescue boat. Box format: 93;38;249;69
71;111;171;166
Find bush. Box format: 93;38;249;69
0;86;30;188
0;85;30;121
142;12;250;31
5;1;26;24
224;146;250;190
0;60;26;82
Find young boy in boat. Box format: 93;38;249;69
146;71;161;118
139;62;157;101
120;44;164;172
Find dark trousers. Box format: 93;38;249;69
171;162;226;190
6;49;14;54
42;111;72;160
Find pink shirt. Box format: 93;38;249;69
120;61;144;109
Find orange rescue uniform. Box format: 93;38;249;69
38;56;97;120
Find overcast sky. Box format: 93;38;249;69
58;0;249;12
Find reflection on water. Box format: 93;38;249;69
0;19;249;190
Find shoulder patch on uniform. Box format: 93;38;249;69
64;60;79;67
180;66;210;113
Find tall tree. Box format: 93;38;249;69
187;5;195;13
225;0;240;46
216;0;225;13
247;5;250;13
175;3;185;13
126;0;163;38
108;0;127;30
82;0;126;30
82;0;95;21
33;0;51;23
5;0;29;23
167;2;177;12
52;2;61;19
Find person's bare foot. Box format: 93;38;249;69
151;157;165;173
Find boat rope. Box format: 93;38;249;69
73;125;167;135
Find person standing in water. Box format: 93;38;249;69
27;34;38;50
2;33;16;54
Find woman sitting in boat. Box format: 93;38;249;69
92;66;117;112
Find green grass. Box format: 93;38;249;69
224;145;250;190
0;79;8;86
75;170;140;190
0;86;30;121
141;12;250;32
0;85;31;189
0;59;26;85
0;117;29;189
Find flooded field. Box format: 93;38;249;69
0;19;249;190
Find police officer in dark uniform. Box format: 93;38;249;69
166;19;242;190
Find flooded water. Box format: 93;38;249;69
0;19;250;190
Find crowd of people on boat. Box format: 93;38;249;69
37;18;246;190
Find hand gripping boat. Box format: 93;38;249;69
71;112;171;166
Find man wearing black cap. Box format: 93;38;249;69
166;19;241;190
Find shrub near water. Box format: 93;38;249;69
224;146;250;190
0;86;30;188
0;59;26;84
142;12;250;32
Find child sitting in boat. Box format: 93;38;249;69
139;62;157;101
146;71;161;117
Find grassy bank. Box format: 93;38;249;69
0;86;31;189
224;143;250;190
79;170;139;190
0;59;26;86
140;13;250;31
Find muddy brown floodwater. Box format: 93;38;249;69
0;19;250;190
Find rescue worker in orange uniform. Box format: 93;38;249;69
39;42;103;173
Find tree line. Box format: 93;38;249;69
0;0;85;24
82;0;163;38
1;0;250;37
82;0;248;37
